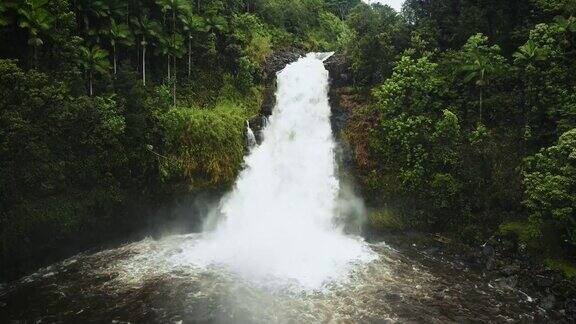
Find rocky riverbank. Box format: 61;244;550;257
373;231;576;322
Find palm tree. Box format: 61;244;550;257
168;34;185;106
155;32;172;80
180;13;204;78
108;19;134;74
460;34;505;124
17;0;54;68
77;45;110;96
156;0;191;80
131;13;160;86
76;0;109;40
461;58;489;123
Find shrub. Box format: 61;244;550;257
523;128;576;251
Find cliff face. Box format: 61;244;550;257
248;48;306;142
249;50;356;145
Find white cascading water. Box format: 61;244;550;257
187;53;375;290
245;120;257;148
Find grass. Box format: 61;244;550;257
545;258;576;278
368;209;405;232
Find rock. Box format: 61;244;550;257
565;298;576;317
540;294;556;310
535;275;554;288
482;244;496;270
486;256;496;270
262;47;306;82
482;244;495;257
425;247;441;255
324;53;350;87
260;85;276;117
383;292;403;302
500;265;520;276
248;48;306;137
491;276;518;289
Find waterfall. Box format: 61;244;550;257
246;121;257;148
187;53;375;290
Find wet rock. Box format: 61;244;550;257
482;244;496;270
324;53;350;87
500;265;520;276
425;247;441;255
482;244;495;257
535;275;554;288
492;276;518;289
541;294;556;310
262;47;306;82
565;298;576;317
249;48;305;136
259;85;277;117
383;292;403;302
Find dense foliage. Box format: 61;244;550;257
1;0;575;280
342;0;576;267
0;0;351;280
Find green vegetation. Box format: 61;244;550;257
368;209;405;233
0;0;351;280
342;0;576;264
1;0;575;280
545;258;576;278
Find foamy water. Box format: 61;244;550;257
181;53;375;290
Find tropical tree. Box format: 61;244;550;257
553;15;576;33
458;34;507;124
77;45;110;96
156;31;185;105
513;39;549;67
156;31;172;80
131;13;160;86
326;0;361;19
156;0;191;80
168;33;185;105
180;12;204;78
108;19;134;74
16;0;54;68
523;128;576;250
76;0;110;38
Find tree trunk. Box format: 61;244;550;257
142;41;146;86
173;58;177;106
89;71;93;96
479;87;483;124
113;43;117;74
167;55;171;80
188;37;191;78
137;41;140;73
84;14;90;34
33;44;38;69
